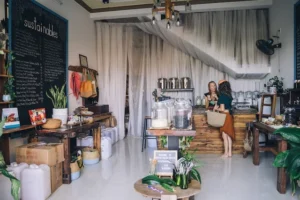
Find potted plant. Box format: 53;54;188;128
273;127;300;196
46;84;68;126
0;120;21;200
269;76;284;94
0;19;8;55
3;77;15;102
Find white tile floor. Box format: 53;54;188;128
47;137;298;200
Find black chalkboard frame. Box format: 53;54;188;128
295;0;300;81
8;0;69;125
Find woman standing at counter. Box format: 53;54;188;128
205;81;219;110
213;80;235;158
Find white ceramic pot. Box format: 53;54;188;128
52;108;68;127
2;94;11;102
270;87;277;94
53;108;68;116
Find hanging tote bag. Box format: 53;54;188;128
206;110;226;128
80;68;93;98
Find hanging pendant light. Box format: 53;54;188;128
166;20;171;29
152;16;156;25
176;17;180;27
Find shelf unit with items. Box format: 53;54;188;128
0;50;14;118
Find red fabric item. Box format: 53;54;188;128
70;72;81;100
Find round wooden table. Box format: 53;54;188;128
134;179;201;200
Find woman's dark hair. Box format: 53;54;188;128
208;81;218;95
218;81;233;99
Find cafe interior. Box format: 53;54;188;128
0;0;300;200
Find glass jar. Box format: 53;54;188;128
174;100;192;129
151;102;168;128
284;107;297;125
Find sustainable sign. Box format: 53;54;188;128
154;150;177;176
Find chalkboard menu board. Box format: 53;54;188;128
295;1;300;80
10;0;68;125
154;150;177;176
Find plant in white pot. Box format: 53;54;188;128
46;84;68;127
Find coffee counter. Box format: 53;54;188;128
190;107;256;154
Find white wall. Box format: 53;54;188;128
0;0;97;113
269;0;298;88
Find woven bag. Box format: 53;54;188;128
207;110;226;128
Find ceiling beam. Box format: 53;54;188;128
90;0;272;20
75;0;268;13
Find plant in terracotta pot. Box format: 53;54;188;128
269;76;284;94
0;120;21;200
46;84;68;126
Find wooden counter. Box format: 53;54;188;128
190;107;256;154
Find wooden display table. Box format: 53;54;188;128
134;179;200;200
0;125;36;164
36;122;101;184
148;129;196;150
252;122;287;194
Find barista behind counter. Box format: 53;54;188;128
205;81;219;110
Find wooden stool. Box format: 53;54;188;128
141;116;156;152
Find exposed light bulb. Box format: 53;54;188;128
152;16;156;25
185;1;191;11
176;18;180;26
166;20;171;29
171;12;175;20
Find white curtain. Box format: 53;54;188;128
96;23;129;139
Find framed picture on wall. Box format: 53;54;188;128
79;54;88;67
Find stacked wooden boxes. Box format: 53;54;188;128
16;142;64;193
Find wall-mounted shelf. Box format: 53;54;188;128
161;88;195;105
161;88;194;93
0;74;13;78
68;65;98;75
0;101;14;105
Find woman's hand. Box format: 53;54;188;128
213;105;219;112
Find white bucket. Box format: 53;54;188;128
101;137;112;160
21;164;51;200
52;108;68;127
77;136;93;147
7;162;28;180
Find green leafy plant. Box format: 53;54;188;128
4;77;15;99
180;149;202;184
142;175;176;192
273;127;300;196
158;136;167;148
0;19;8;51
0;120;21;200
46;84;67;108
269;76;284;93
179;136;194;150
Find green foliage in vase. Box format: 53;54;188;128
0;121;21;200
273;127;300;196
180;149;202;184
142;175;176;192
46;84;67;108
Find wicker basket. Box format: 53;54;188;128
42;119;62;129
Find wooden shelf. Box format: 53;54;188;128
0;74;13;78
68;65;98;75
0;101;14;105
161;88;194;92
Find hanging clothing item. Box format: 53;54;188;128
70;72;81;100
80;68;93;98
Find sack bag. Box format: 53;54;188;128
207;110;226;128
80;69;93;98
86;70;97;98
